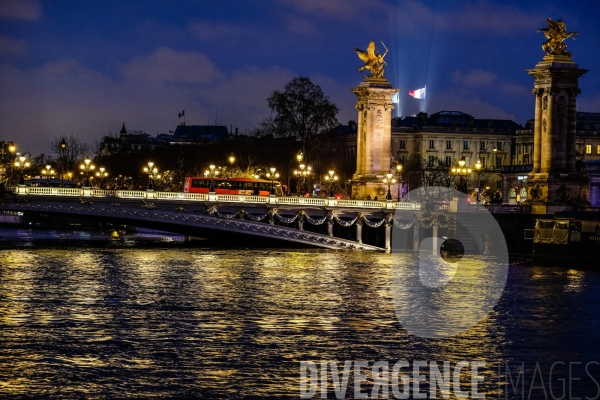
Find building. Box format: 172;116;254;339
99;123;172;155
504;112;600;205
320;111;523;199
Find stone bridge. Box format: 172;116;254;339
0;187;536;253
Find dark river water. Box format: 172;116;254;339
0;227;599;399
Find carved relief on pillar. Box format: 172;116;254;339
542;95;548;111
374;109;383;137
543;118;547;133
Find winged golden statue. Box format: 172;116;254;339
537;18;578;57
354;41;388;78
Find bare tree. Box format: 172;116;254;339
49;135;90;179
266;76;339;161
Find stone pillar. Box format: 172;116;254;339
384;213;393;253
533;90;543;173
413;219;420;252
356;219;363;244
526;53;589;213
567;90;579;172
541;92;554;174
432;225;439;254
351;77;398;199
327;212;334;237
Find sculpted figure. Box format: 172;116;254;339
537;18;578;57
354;41;388;78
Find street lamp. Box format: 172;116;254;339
95;167;108;188
60;138;67;187
450;158;472;193
80;156;95;187
204;164;219;193
294;163;312;196
383;173;396;201
473;146;497;202
324;170;338;198
143;161;159;190
228;154;235;177
7;142;16;185
14;155;30;185
267;167;279;196
42;164;55;186
395;163;404;200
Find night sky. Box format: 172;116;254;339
1;0;599;155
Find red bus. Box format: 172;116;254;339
184;177;285;196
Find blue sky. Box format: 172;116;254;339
1;0;599;155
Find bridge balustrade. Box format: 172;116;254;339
11;186;422;210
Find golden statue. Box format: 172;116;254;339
354;41;388;78
537;18;578;58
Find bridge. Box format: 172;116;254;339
0;186;535;252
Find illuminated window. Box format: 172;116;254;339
586;144;592;154
597;145;600;155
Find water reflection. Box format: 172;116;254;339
0;244;599;397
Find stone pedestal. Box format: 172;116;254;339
525;54;589;213
351;77;398;199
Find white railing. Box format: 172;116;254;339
12;186;420;210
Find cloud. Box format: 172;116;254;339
0;0;41;20
122;47;222;84
452;69;497;86
432;0;541;34
292;0;541;35
427;89;518;121
280;0;370;21
188;21;249;42
287;17;318;35
0;36;28;54
501;83;530;97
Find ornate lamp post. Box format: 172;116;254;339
204;164;219;193
228;154;235;177
294;163;312;196
7;142;16;185
267;167;279;196
474;146;496;203
324;170;338;198
42;164;55;186
80;157;95;187
450;158;472;193
14;155;30;185
395;163;403;200
143;161;159;190
60;137;67;187
95;167;108;188
383;173;396;201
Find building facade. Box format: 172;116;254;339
504;112;600;205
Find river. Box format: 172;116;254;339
0;227;599;399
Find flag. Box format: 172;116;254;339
392;92;399;103
178;109;185;118
408;86;426;99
